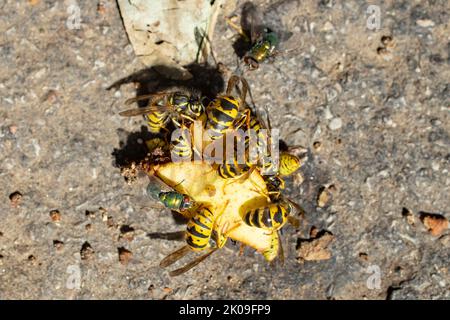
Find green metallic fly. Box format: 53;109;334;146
146;176;195;213
227;2;295;71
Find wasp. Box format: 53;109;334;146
217;106;271;179
242;199;292;232
119;89;206;134
243;178;303;233
264;175;285;200
260;151;302;177
252;107;305;177
159;202;239;277
205;75;251;140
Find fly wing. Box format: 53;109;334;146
262;1;295;46
147;174;176;194
241;2;264;43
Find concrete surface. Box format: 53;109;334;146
0;0;448;299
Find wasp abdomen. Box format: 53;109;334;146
243;202;290;231
186;208;215;251
206;96;240;140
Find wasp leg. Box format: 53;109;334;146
277;231;285;266
159;245;191;268
215;218;241;249
233;108;251;131
226;75;241;95
239;76;254;107
235;165;255;184
239;243;246;256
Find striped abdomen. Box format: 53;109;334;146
218;155;250;179
243;202;291;231
170;127;192;160
146;111;170;133
279;152;301;176
186;208;215;251
246;114;269;163
262;231;280;262
206;95;240;140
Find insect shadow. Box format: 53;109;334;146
109;63;225;168
146;230;185;241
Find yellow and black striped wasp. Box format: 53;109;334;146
217;105;268;180
242;184;304;265
119;89;206;134
217;100;304;181
255;105;305;177
145;170;234;277
159;202;237;277
120;90;205;161
205;75;252;141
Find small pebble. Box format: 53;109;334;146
317;187;331;208
119;225;135;241
28;255;37;264
328;117;342;130
416;19;435;27
97;1;106;14
107;216;116;228
322;21;334;32
85;210;96;219
381;35;393;46
9;125;17;135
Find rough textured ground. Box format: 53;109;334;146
0;0;449;300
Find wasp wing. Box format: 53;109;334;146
125;92;173;106
159;245;191;268
169;248;217;277
119;104;172;117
